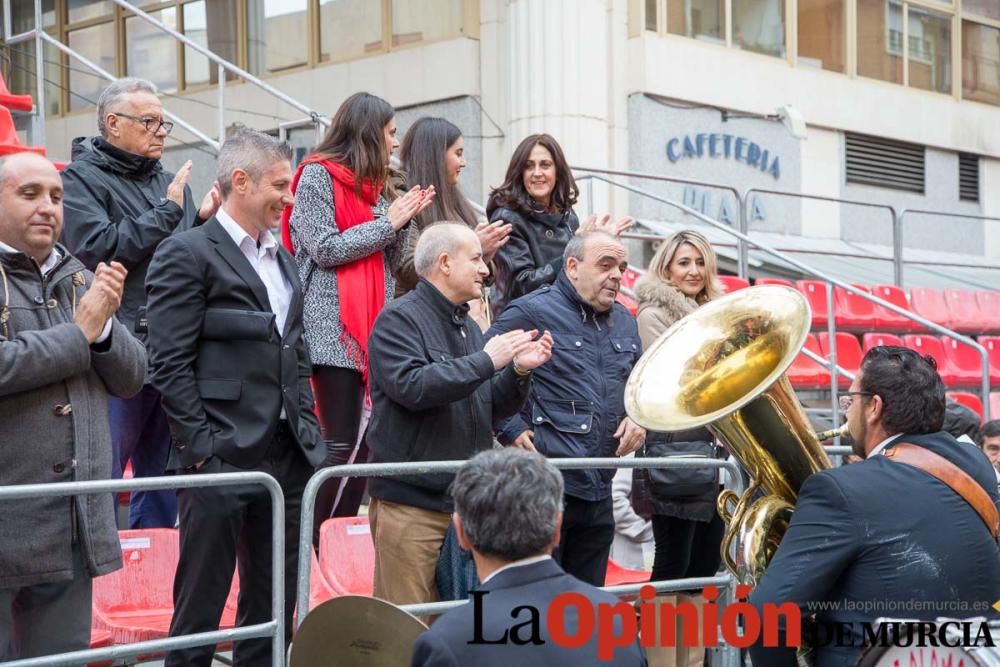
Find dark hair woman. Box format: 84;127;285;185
395;117;511;329
486;133;631;315
633;229;725;583
282;92;434;538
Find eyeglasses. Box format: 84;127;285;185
113;112;174;135
838;391;874;411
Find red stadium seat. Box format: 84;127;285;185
318;517;375;598
991;392;1000;421
909;287;956;331
818;332;862;388
862;332;903;353
833;284;876;331
975;292;1000;334
118;460;133;506
604;558;650;586
979;337;1000;387
902;335;960;386
947;392;984;423
621;267;643;292
943;289;990;335
870;284;921;332
787;334;832;389
795;280;830;330
88;628;114;667
0;106;45;158
616;291;638;316
717;275;750;293
941;336;995;386
754;277;794;288
0;72;35;112
93;529;238;651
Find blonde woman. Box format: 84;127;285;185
633;229;725;582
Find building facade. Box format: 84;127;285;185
3;0;999;284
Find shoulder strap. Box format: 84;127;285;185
884;443;999;540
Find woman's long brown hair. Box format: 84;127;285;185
312;92;395;197
486;133;578;219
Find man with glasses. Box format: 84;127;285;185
60;77;221;530
749;346;1000;667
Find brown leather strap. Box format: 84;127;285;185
883;443;999;540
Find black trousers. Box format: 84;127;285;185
311;366;368;545
650;511;725;583
165;422;313;667
553;495;615;586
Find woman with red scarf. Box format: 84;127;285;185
284;92;434;535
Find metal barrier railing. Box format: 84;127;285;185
1;472;286;667
571;173;991;421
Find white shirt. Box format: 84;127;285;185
868;433;904;459
480;555;553;585
215;207;292;337
0;241;112;343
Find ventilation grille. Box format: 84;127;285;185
959;153;980;202
845;133;925;194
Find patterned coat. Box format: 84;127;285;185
288;163;410;369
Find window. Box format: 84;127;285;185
67;22;116;111
905;5;951;94
645;0;659;31
126;9;179;93
183;0;239;87
845;132;925;193
733;0;786;58
8;41;60;115
666;0;724;43
67;0;111;23
858;0;903;84
798;0;845;72
962;20;1000;105
10;0;55;31
247;0;308;75
392;0;464;47
319;0;383;62
964;0;1000;22
959;153;979;202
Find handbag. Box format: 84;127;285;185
637;435;720;500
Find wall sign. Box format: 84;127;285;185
666;133;782;180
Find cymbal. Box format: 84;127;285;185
289;595;429;666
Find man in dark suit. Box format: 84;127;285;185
750;346;1000;667
410;448;646;666
145;127;324;666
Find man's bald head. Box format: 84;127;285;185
0;152;63;265
564;231;627;312
414;222;488;305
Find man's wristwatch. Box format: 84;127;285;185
513;361;532;377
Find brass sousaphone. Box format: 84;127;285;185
625;284;832;586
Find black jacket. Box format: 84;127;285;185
490;206;579;316
60;136;200;341
367;279;532;513
749;431;1000;667
145;218;324;471
487;273;642;502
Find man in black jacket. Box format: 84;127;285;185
60;77;220;529
146;127;323;666
367;222;553;608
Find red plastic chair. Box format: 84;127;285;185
604;558;651;587
818;332;863;388
0;106;45;158
93;529;238;650
909;287;957;331
941;336;994;387
833;285;876;331
943;289;990;335
0;71;35;112
991;392;1000;421
787;334;832;389
754;277;794;288
118;460;133;506
616;291;638;317
795;280;830;330
947;392;984;423
902;335;960;386
621;267;644;292
870;285;921;332
975;292;1000;334
88;628;114;667
717;275;750;293
861;332;904;353
318;517;375;598
979;337;1000;388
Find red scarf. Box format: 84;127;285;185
281;157;385;384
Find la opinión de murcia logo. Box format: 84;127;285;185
467;585;997;661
